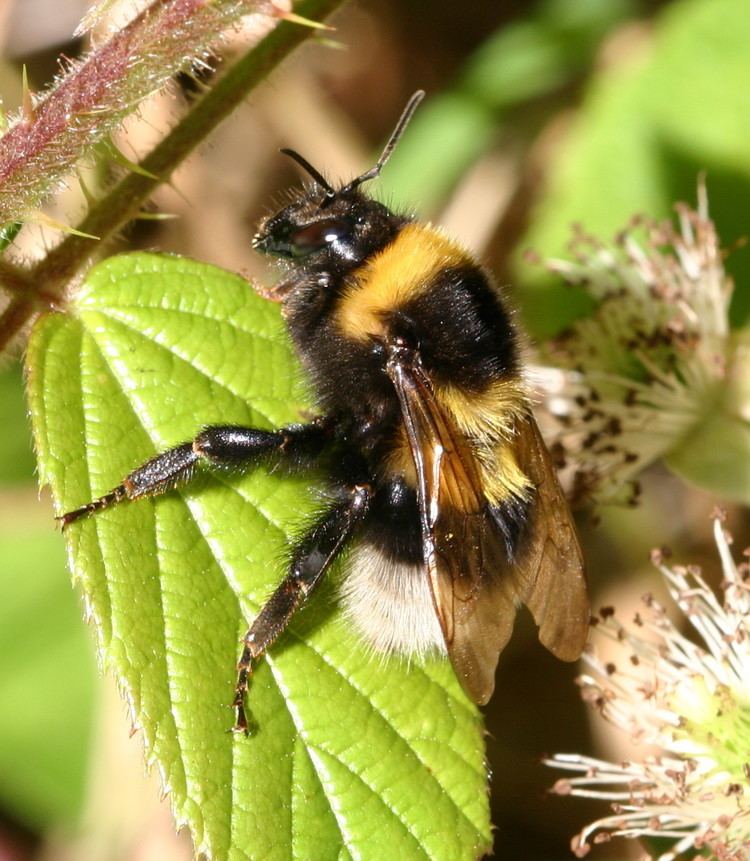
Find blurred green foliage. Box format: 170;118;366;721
381;0;635;212
518;0;750;334
374;0;639;337
0;525;95;829
0;366;95;831
0;367;36;484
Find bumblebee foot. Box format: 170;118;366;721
58;486;128;529
230;705;251;737
231;661;254;736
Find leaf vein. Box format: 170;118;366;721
83;312;285;431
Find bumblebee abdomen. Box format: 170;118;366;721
340;542;446;657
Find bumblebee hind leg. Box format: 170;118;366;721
233;482;372;734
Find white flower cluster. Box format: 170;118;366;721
534;187;747;504
548;518;750;860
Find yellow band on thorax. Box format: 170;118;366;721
336;223;473;341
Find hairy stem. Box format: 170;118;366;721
0;297;36;354
0;0;272;224
0;0;343;351
0;258;34;298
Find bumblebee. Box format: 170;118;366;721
62;91;589;732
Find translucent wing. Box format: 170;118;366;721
386;347;589;704
386;348;522;704
511;413;589;661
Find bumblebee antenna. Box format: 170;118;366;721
280;147;335;198
279;90;425;202
342;89;425;194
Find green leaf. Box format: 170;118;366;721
26;253;491;861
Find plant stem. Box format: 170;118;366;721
0;0;259;224
0;258;34;298
0;297;35;354
0;0;343;352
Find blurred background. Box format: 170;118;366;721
1;0;749;858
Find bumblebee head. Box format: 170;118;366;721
253;91;424;267
252;188;401;266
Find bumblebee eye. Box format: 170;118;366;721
291;218;350;255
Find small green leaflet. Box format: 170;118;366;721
26;252;491;861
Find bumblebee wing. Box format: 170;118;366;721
512;413;589;661
434;509;519;704
386;350;518;704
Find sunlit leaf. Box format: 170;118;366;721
0;221;22;252
26;252;491;861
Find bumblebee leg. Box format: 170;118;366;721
233;482;372;734
60;421;330;527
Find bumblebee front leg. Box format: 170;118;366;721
233;482;372;734
61;421;330;527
